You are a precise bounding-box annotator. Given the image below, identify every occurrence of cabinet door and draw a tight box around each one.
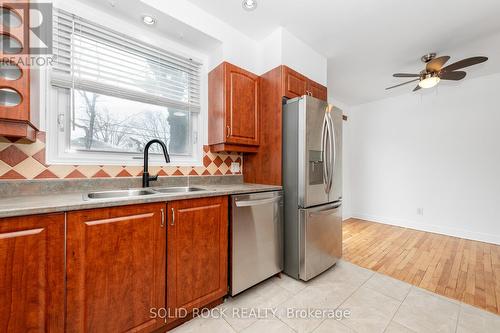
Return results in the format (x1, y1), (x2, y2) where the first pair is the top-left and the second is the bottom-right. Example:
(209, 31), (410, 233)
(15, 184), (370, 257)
(282, 66), (308, 98)
(167, 197), (228, 322)
(66, 204), (166, 333)
(0, 2), (36, 141)
(308, 80), (328, 101)
(0, 213), (65, 333)
(225, 63), (260, 146)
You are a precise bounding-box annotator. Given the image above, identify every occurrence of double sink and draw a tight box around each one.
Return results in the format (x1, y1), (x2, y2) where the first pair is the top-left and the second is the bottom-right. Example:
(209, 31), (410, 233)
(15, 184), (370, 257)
(84, 187), (208, 200)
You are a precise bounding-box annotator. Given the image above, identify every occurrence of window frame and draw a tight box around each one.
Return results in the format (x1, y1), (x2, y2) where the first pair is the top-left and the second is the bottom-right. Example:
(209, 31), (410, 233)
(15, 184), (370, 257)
(45, 9), (207, 167)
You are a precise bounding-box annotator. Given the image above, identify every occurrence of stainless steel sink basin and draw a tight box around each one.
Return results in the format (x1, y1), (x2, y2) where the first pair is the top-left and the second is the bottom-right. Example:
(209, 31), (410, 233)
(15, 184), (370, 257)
(152, 186), (207, 194)
(84, 189), (157, 200)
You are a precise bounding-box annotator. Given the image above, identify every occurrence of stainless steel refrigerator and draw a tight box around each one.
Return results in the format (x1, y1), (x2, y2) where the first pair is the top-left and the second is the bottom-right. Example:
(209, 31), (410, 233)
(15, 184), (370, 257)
(283, 95), (343, 281)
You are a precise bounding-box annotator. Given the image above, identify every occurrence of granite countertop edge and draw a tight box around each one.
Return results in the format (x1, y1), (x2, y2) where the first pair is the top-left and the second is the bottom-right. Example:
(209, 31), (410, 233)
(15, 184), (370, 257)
(0, 184), (282, 219)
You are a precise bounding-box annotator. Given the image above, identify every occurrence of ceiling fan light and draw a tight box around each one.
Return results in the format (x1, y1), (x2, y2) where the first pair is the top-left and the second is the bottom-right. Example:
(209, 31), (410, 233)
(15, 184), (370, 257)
(418, 76), (440, 89)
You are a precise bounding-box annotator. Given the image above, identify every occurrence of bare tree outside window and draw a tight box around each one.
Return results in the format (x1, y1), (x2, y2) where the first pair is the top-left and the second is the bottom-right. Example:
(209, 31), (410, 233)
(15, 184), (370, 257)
(51, 10), (200, 164)
(71, 90), (191, 156)
(73, 91), (98, 150)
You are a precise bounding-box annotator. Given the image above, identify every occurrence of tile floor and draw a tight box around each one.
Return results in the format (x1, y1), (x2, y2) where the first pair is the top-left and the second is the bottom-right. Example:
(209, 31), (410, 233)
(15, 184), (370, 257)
(171, 260), (500, 333)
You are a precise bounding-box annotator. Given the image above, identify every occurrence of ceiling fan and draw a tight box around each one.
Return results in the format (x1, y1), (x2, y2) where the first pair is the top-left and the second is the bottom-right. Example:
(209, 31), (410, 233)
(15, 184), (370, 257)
(386, 53), (488, 91)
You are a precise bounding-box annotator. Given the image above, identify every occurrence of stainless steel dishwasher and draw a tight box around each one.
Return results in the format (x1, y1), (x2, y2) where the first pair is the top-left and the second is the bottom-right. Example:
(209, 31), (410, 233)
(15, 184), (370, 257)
(230, 191), (284, 296)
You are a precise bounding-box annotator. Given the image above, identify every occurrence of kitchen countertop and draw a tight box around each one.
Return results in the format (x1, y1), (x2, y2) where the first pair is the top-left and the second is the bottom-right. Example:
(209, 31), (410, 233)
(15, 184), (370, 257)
(0, 183), (282, 219)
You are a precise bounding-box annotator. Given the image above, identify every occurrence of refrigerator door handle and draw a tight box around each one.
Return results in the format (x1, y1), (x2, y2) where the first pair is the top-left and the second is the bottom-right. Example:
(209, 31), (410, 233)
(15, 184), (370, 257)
(325, 113), (334, 194)
(328, 112), (336, 193)
(321, 113), (330, 194)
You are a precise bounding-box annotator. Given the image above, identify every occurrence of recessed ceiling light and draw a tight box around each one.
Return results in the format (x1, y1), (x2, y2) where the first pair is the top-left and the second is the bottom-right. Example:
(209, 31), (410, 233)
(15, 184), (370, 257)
(143, 15), (156, 25)
(242, 0), (257, 11)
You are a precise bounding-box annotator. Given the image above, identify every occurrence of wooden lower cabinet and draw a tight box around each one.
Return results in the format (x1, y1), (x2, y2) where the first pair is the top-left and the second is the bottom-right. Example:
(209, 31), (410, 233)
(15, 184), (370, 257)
(1, 197), (229, 333)
(0, 213), (65, 333)
(166, 196), (228, 324)
(66, 203), (166, 333)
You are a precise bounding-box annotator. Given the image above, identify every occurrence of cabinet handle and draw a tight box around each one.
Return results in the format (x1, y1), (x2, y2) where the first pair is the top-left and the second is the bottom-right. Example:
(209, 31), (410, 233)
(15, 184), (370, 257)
(226, 125), (231, 138)
(171, 208), (175, 226)
(160, 209), (165, 227)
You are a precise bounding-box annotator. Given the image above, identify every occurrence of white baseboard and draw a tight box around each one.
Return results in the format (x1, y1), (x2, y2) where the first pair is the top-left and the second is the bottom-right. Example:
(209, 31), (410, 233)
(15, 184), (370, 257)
(342, 211), (352, 221)
(350, 212), (500, 245)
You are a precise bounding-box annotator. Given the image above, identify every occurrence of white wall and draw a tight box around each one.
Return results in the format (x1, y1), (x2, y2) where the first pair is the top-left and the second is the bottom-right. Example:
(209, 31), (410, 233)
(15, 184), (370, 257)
(281, 29), (327, 85)
(346, 73), (500, 244)
(142, 0), (260, 73)
(341, 107), (352, 221)
(143, 1), (327, 82)
(257, 28), (283, 75)
(257, 27), (327, 85)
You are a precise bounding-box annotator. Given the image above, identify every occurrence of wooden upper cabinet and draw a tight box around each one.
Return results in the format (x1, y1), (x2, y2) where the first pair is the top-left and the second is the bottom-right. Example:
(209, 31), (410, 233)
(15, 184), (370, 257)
(282, 66), (308, 99)
(0, 213), (65, 333)
(0, 1), (37, 141)
(282, 65), (328, 101)
(209, 62), (259, 153)
(167, 196), (228, 323)
(244, 65), (329, 186)
(66, 203), (166, 333)
(308, 80), (328, 101)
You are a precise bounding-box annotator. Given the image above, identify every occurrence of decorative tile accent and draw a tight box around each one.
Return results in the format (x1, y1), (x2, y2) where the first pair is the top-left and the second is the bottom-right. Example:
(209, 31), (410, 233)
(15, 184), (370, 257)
(0, 161), (10, 176)
(34, 169), (58, 179)
(65, 170), (87, 179)
(0, 170), (24, 179)
(0, 133), (243, 180)
(116, 169), (132, 177)
(213, 156), (224, 167)
(0, 146), (29, 167)
(15, 158), (46, 179)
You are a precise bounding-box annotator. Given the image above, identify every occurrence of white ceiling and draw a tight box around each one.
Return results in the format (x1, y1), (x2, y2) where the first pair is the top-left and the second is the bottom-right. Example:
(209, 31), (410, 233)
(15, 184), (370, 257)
(80, 0), (220, 53)
(186, 0), (500, 105)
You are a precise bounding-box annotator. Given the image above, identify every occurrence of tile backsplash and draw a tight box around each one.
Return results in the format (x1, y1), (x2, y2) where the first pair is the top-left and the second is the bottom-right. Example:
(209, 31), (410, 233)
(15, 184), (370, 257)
(0, 133), (242, 180)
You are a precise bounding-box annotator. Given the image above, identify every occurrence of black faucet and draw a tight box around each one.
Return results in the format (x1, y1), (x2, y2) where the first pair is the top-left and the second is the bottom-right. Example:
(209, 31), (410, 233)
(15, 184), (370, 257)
(142, 139), (170, 188)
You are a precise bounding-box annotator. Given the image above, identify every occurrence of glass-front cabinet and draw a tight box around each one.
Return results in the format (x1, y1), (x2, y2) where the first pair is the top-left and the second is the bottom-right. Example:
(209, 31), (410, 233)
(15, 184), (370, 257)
(0, 1), (37, 141)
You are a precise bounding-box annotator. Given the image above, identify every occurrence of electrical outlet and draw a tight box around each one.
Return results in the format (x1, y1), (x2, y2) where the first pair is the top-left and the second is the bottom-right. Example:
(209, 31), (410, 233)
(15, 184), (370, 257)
(417, 208), (424, 216)
(231, 162), (240, 173)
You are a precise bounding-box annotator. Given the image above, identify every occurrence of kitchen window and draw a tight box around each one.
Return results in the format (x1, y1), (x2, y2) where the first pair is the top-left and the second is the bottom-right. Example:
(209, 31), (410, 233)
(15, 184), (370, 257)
(47, 9), (203, 165)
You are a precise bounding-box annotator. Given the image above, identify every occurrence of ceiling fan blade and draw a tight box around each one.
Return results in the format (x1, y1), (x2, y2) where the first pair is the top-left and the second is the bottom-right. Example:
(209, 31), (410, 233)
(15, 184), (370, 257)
(413, 85), (421, 92)
(440, 71), (466, 81)
(393, 73), (420, 78)
(441, 56), (488, 72)
(426, 56), (450, 72)
(385, 78), (419, 90)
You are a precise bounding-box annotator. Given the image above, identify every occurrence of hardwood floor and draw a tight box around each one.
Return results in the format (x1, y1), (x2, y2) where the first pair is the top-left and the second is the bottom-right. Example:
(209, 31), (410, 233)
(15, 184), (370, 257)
(343, 218), (500, 314)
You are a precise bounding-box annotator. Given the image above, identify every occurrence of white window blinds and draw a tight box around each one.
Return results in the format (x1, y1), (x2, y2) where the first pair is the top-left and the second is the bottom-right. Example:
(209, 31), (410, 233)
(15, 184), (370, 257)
(52, 9), (202, 111)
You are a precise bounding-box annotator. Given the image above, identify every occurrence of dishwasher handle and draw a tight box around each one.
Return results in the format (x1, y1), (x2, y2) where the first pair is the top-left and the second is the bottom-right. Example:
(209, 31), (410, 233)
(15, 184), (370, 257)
(235, 196), (281, 207)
